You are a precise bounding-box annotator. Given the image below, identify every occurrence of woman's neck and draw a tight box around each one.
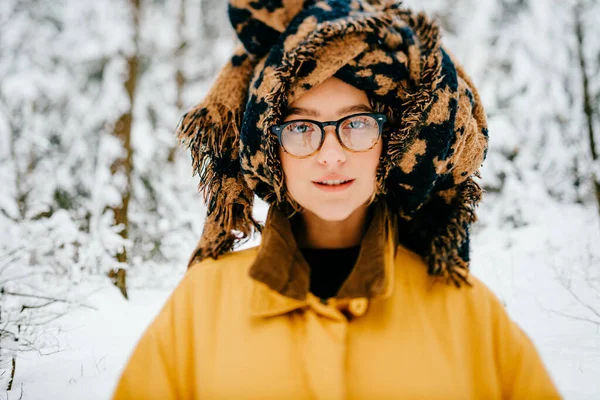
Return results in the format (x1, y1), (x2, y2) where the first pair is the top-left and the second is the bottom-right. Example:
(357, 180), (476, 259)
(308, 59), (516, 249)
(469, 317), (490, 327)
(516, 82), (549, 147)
(294, 205), (370, 249)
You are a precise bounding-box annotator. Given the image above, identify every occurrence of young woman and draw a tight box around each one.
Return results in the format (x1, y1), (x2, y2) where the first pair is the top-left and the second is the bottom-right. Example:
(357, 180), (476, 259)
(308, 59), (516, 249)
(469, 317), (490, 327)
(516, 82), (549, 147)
(113, 1), (560, 399)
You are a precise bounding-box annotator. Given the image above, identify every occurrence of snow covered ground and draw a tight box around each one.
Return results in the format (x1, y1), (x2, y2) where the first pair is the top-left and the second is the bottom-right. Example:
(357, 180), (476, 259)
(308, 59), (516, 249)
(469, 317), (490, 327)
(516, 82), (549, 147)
(2, 1), (599, 399)
(473, 200), (600, 400)
(4, 286), (171, 400)
(4, 200), (600, 400)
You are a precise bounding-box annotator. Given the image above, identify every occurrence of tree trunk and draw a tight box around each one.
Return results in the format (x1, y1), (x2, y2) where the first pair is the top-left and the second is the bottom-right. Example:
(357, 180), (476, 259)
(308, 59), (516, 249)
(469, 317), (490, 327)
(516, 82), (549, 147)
(109, 0), (140, 299)
(574, 4), (600, 225)
(176, 0), (186, 112)
(7, 356), (16, 391)
(169, 0), (187, 163)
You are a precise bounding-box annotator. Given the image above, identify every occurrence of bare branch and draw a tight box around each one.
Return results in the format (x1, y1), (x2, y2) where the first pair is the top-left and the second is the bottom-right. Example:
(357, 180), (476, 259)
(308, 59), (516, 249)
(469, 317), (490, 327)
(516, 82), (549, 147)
(548, 308), (600, 326)
(0, 290), (97, 311)
(556, 277), (600, 319)
(0, 248), (25, 275)
(0, 272), (43, 286)
(21, 300), (58, 312)
(585, 279), (600, 299)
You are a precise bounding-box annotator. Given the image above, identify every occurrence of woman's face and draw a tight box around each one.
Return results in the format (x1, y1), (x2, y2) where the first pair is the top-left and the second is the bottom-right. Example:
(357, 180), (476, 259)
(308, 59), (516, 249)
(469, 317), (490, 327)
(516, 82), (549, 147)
(279, 77), (383, 222)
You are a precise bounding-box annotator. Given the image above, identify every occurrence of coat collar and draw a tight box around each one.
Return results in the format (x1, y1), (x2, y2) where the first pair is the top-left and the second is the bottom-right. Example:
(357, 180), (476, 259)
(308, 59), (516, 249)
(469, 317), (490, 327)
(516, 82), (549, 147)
(248, 202), (396, 318)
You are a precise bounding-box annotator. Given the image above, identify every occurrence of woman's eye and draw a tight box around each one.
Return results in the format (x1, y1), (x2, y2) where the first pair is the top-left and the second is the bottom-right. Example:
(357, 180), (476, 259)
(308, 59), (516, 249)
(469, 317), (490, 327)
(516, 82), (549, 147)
(289, 123), (312, 133)
(346, 118), (370, 129)
(348, 120), (366, 129)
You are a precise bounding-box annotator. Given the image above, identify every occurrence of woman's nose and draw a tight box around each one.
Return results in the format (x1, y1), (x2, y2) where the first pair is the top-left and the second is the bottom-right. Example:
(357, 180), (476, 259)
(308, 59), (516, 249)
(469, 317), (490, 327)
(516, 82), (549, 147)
(316, 126), (346, 165)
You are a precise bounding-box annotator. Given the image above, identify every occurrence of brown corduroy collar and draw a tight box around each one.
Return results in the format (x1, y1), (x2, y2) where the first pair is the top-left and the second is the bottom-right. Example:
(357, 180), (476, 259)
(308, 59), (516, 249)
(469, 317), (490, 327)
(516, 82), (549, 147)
(248, 203), (395, 301)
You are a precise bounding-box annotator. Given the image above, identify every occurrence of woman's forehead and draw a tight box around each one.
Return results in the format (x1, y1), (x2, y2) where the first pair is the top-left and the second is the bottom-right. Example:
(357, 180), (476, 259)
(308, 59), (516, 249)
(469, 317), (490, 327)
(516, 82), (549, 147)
(283, 104), (373, 118)
(283, 77), (371, 118)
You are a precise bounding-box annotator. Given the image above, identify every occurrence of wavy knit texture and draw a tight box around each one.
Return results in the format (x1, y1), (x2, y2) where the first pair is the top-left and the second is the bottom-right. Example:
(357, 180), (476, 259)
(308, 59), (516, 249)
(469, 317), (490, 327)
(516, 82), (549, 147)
(177, 0), (489, 286)
(177, 47), (261, 261)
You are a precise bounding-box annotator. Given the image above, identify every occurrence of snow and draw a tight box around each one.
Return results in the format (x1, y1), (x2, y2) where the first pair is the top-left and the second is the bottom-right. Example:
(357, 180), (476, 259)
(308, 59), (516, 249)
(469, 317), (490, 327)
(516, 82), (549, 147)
(473, 199), (600, 400)
(6, 285), (170, 400)
(2, 0), (600, 399)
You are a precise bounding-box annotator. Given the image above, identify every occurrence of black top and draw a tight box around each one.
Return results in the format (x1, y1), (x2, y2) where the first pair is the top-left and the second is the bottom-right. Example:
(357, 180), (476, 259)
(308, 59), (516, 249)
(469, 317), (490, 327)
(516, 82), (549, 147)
(300, 247), (361, 300)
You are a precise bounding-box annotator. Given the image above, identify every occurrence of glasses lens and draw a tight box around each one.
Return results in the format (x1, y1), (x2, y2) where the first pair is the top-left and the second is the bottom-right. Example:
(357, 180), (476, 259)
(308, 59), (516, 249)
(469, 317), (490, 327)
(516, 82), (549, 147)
(281, 121), (322, 156)
(339, 115), (380, 151)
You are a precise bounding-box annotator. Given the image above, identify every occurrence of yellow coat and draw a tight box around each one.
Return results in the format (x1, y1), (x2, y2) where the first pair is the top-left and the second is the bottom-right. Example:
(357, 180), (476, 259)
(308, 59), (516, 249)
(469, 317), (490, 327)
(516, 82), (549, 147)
(113, 207), (560, 399)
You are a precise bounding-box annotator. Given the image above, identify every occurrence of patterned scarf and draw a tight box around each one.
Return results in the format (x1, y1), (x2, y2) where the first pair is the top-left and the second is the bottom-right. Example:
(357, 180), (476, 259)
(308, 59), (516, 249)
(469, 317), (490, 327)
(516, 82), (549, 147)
(177, 0), (489, 287)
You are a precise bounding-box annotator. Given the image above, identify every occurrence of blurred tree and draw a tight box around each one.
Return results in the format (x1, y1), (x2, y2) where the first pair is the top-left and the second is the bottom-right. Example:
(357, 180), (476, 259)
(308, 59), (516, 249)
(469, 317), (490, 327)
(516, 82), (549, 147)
(201, 0), (224, 42)
(169, 0), (187, 163)
(574, 0), (600, 223)
(0, 0), (210, 386)
(108, 0), (141, 299)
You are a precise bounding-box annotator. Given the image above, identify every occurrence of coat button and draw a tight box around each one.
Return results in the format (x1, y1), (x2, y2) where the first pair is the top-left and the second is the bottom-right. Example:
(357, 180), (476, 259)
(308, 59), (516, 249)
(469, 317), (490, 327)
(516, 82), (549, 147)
(348, 298), (368, 317)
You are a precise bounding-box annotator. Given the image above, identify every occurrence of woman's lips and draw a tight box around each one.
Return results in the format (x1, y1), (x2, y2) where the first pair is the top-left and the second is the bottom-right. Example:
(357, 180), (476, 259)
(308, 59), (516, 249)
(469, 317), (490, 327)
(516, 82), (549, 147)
(312, 179), (355, 192)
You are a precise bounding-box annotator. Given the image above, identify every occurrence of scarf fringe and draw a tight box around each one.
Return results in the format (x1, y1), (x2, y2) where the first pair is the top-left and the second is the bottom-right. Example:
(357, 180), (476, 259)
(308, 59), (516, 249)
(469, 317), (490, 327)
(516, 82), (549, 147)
(177, 48), (262, 266)
(426, 177), (484, 287)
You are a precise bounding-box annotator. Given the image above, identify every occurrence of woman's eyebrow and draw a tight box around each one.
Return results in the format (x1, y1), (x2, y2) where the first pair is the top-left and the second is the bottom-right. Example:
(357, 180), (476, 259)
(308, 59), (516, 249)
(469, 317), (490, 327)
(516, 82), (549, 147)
(336, 104), (373, 115)
(283, 107), (319, 117)
(283, 104), (373, 118)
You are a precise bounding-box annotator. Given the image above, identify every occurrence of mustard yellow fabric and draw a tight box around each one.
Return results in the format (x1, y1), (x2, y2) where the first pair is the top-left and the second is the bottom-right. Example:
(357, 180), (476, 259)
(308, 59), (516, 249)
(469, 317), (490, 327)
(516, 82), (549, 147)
(113, 239), (560, 399)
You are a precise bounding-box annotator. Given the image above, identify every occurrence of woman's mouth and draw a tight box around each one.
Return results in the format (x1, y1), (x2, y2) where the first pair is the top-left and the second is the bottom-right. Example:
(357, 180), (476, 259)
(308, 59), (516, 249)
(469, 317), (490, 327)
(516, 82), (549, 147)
(313, 179), (355, 192)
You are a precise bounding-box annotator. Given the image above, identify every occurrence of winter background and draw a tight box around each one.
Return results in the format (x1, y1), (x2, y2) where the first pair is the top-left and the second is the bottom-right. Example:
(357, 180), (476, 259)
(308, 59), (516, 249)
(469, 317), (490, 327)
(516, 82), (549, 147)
(1, 0), (599, 398)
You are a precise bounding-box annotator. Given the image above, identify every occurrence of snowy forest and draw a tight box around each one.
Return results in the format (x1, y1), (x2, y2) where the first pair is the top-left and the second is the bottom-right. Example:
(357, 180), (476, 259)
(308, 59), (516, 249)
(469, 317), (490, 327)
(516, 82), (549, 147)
(1, 0), (599, 398)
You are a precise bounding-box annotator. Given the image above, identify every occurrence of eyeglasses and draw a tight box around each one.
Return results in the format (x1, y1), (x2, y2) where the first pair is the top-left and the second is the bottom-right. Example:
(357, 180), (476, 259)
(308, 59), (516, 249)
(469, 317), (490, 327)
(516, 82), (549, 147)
(271, 113), (387, 158)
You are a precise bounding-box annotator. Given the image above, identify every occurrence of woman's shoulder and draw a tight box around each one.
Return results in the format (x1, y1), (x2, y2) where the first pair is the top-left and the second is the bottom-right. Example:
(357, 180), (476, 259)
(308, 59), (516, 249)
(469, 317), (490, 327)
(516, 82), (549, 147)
(393, 244), (507, 318)
(391, 246), (558, 398)
(392, 244), (531, 358)
(167, 246), (260, 306)
(185, 246), (260, 280)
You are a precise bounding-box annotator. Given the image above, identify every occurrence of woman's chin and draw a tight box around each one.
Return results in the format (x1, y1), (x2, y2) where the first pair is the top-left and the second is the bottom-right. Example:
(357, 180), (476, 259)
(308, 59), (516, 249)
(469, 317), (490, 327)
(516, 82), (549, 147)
(302, 203), (363, 223)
